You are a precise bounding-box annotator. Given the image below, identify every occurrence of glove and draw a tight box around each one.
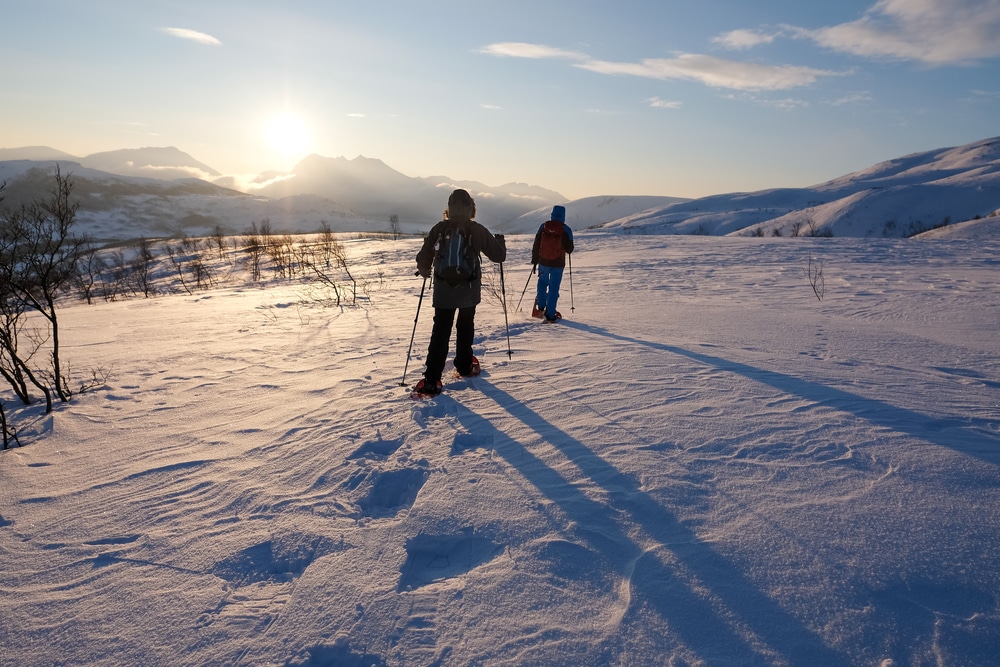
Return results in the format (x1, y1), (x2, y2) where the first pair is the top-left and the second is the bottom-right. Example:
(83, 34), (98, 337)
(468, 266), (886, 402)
(494, 233), (505, 241)
(416, 267), (430, 278)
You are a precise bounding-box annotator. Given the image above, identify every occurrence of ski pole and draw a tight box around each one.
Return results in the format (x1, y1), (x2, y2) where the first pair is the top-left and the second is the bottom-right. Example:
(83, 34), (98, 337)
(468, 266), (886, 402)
(568, 252), (575, 312)
(499, 261), (513, 359)
(515, 264), (536, 312)
(399, 273), (427, 386)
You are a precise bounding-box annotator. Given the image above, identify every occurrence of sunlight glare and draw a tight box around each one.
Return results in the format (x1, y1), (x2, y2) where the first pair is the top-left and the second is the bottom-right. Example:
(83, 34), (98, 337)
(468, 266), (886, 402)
(263, 111), (312, 165)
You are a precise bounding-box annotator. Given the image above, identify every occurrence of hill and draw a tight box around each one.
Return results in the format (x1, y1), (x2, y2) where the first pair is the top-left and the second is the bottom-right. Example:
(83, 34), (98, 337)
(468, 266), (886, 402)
(79, 146), (221, 181)
(599, 136), (1000, 238)
(3, 137), (999, 241)
(256, 154), (566, 231)
(0, 151), (567, 241)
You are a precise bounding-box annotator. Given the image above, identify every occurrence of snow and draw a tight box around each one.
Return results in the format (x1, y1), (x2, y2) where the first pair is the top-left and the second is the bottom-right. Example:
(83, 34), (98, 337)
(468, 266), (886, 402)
(2, 231), (999, 666)
(599, 136), (1000, 239)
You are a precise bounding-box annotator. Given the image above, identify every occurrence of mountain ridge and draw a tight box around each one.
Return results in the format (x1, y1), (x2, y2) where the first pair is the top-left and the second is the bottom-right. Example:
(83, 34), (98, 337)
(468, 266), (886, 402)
(2, 137), (998, 242)
(598, 136), (1000, 238)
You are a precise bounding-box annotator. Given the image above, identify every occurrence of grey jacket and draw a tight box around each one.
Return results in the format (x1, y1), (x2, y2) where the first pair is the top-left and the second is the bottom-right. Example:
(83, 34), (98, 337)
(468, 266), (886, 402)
(416, 217), (507, 309)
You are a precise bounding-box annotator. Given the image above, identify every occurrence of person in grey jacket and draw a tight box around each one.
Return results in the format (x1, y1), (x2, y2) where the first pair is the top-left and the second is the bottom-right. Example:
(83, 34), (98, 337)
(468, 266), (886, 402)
(414, 189), (506, 395)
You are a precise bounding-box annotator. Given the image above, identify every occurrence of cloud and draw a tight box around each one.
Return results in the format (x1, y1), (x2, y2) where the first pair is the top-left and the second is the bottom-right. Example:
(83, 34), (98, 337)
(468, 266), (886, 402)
(480, 42), (836, 91)
(647, 97), (683, 109)
(804, 0), (1000, 65)
(160, 27), (221, 46)
(831, 92), (874, 105)
(579, 54), (835, 91)
(478, 42), (587, 60)
(970, 89), (1000, 98)
(713, 29), (777, 50)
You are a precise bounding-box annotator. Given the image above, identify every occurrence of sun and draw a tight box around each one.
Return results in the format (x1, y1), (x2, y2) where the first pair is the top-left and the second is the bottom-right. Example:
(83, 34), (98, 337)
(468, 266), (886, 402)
(263, 111), (312, 165)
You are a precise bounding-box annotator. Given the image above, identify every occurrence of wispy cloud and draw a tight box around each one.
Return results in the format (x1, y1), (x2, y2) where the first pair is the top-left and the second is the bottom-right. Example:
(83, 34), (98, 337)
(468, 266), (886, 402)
(480, 104), (502, 110)
(712, 29), (777, 50)
(802, 0), (1000, 65)
(480, 42), (836, 91)
(647, 97), (683, 109)
(831, 91), (874, 106)
(160, 27), (221, 46)
(580, 54), (835, 91)
(479, 42), (587, 61)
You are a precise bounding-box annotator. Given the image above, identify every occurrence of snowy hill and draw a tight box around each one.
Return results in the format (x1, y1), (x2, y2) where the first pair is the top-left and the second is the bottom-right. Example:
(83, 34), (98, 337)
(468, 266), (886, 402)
(0, 160), (373, 242)
(1, 233), (998, 666)
(3, 137), (999, 241)
(509, 194), (692, 233)
(0, 146), (78, 161)
(257, 154), (566, 229)
(0, 151), (566, 241)
(600, 136), (1000, 238)
(80, 146), (221, 181)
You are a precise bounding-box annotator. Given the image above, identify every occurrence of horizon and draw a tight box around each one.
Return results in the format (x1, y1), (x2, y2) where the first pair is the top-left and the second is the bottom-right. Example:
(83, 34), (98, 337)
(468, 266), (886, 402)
(2, 1), (999, 200)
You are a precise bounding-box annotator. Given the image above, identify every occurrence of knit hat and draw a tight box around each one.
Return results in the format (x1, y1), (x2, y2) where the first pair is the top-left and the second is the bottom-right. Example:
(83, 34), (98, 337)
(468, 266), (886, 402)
(550, 205), (566, 222)
(447, 189), (476, 220)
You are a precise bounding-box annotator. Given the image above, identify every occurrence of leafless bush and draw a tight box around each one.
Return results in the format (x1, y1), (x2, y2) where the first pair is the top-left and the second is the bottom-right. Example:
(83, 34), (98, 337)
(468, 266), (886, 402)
(806, 257), (825, 301)
(480, 262), (508, 310)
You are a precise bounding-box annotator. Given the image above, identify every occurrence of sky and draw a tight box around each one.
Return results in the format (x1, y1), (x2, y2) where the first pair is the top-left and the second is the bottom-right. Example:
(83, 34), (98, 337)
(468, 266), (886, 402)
(2, 0), (999, 200)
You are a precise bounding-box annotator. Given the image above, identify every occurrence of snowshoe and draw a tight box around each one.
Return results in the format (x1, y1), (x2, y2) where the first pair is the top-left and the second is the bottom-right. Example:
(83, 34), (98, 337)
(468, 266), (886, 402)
(531, 304), (544, 319)
(455, 356), (481, 378)
(412, 378), (443, 398)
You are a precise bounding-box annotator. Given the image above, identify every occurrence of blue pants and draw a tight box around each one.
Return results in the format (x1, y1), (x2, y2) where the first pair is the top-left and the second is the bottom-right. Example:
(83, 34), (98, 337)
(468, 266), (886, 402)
(536, 265), (564, 318)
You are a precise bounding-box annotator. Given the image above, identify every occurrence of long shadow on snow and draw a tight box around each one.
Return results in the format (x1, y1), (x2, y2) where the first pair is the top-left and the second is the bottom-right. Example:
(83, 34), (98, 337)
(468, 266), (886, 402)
(562, 320), (1000, 467)
(450, 382), (848, 666)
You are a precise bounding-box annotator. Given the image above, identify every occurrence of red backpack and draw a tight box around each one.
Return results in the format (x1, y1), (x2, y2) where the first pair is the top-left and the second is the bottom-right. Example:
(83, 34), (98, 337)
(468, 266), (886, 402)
(538, 220), (565, 263)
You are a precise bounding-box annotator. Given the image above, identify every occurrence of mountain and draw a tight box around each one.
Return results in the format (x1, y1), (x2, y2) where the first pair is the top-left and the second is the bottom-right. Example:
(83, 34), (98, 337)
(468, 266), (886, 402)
(256, 154), (566, 230)
(0, 160), (366, 242)
(599, 136), (1000, 238)
(511, 195), (692, 232)
(79, 146), (221, 181)
(2, 138), (998, 241)
(0, 146), (78, 161)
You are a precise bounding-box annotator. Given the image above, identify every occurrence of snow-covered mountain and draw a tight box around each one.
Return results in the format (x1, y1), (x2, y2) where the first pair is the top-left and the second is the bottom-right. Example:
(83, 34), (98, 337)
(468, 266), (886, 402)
(600, 136), (1000, 238)
(256, 154), (566, 231)
(2, 137), (999, 241)
(0, 160), (370, 242)
(0, 149), (567, 240)
(511, 194), (692, 232)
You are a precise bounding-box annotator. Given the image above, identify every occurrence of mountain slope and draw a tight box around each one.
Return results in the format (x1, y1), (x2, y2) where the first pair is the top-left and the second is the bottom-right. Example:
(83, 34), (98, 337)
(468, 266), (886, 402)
(599, 136), (1000, 238)
(258, 154), (566, 227)
(0, 146), (78, 161)
(80, 146), (221, 180)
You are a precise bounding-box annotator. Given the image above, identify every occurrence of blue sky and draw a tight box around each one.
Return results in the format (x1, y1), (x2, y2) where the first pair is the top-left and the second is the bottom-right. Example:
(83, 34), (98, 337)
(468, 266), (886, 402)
(2, 0), (999, 200)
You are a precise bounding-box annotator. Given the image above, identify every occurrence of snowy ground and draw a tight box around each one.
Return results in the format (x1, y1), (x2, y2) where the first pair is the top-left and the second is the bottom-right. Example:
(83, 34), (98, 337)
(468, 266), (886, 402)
(1, 232), (999, 666)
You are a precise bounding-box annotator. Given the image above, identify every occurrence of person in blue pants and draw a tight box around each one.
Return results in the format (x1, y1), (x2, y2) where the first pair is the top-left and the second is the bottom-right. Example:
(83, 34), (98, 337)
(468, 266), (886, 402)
(531, 205), (574, 322)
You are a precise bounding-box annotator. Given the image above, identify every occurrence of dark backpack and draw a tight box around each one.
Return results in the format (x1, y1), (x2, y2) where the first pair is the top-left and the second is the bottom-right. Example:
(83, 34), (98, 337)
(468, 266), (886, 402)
(435, 223), (480, 285)
(538, 220), (565, 263)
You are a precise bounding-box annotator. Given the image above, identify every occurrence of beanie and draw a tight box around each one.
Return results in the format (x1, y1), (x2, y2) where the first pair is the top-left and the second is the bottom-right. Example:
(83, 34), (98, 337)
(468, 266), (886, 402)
(550, 205), (566, 222)
(447, 189), (476, 220)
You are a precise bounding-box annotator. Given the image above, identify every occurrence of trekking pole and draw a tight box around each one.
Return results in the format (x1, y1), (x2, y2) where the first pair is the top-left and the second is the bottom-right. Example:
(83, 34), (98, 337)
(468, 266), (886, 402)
(499, 261), (513, 359)
(515, 264), (536, 312)
(568, 253), (575, 313)
(399, 273), (427, 386)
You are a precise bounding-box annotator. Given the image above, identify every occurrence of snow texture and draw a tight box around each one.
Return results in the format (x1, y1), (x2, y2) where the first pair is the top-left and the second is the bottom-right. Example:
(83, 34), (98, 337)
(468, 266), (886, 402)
(1, 231), (999, 666)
